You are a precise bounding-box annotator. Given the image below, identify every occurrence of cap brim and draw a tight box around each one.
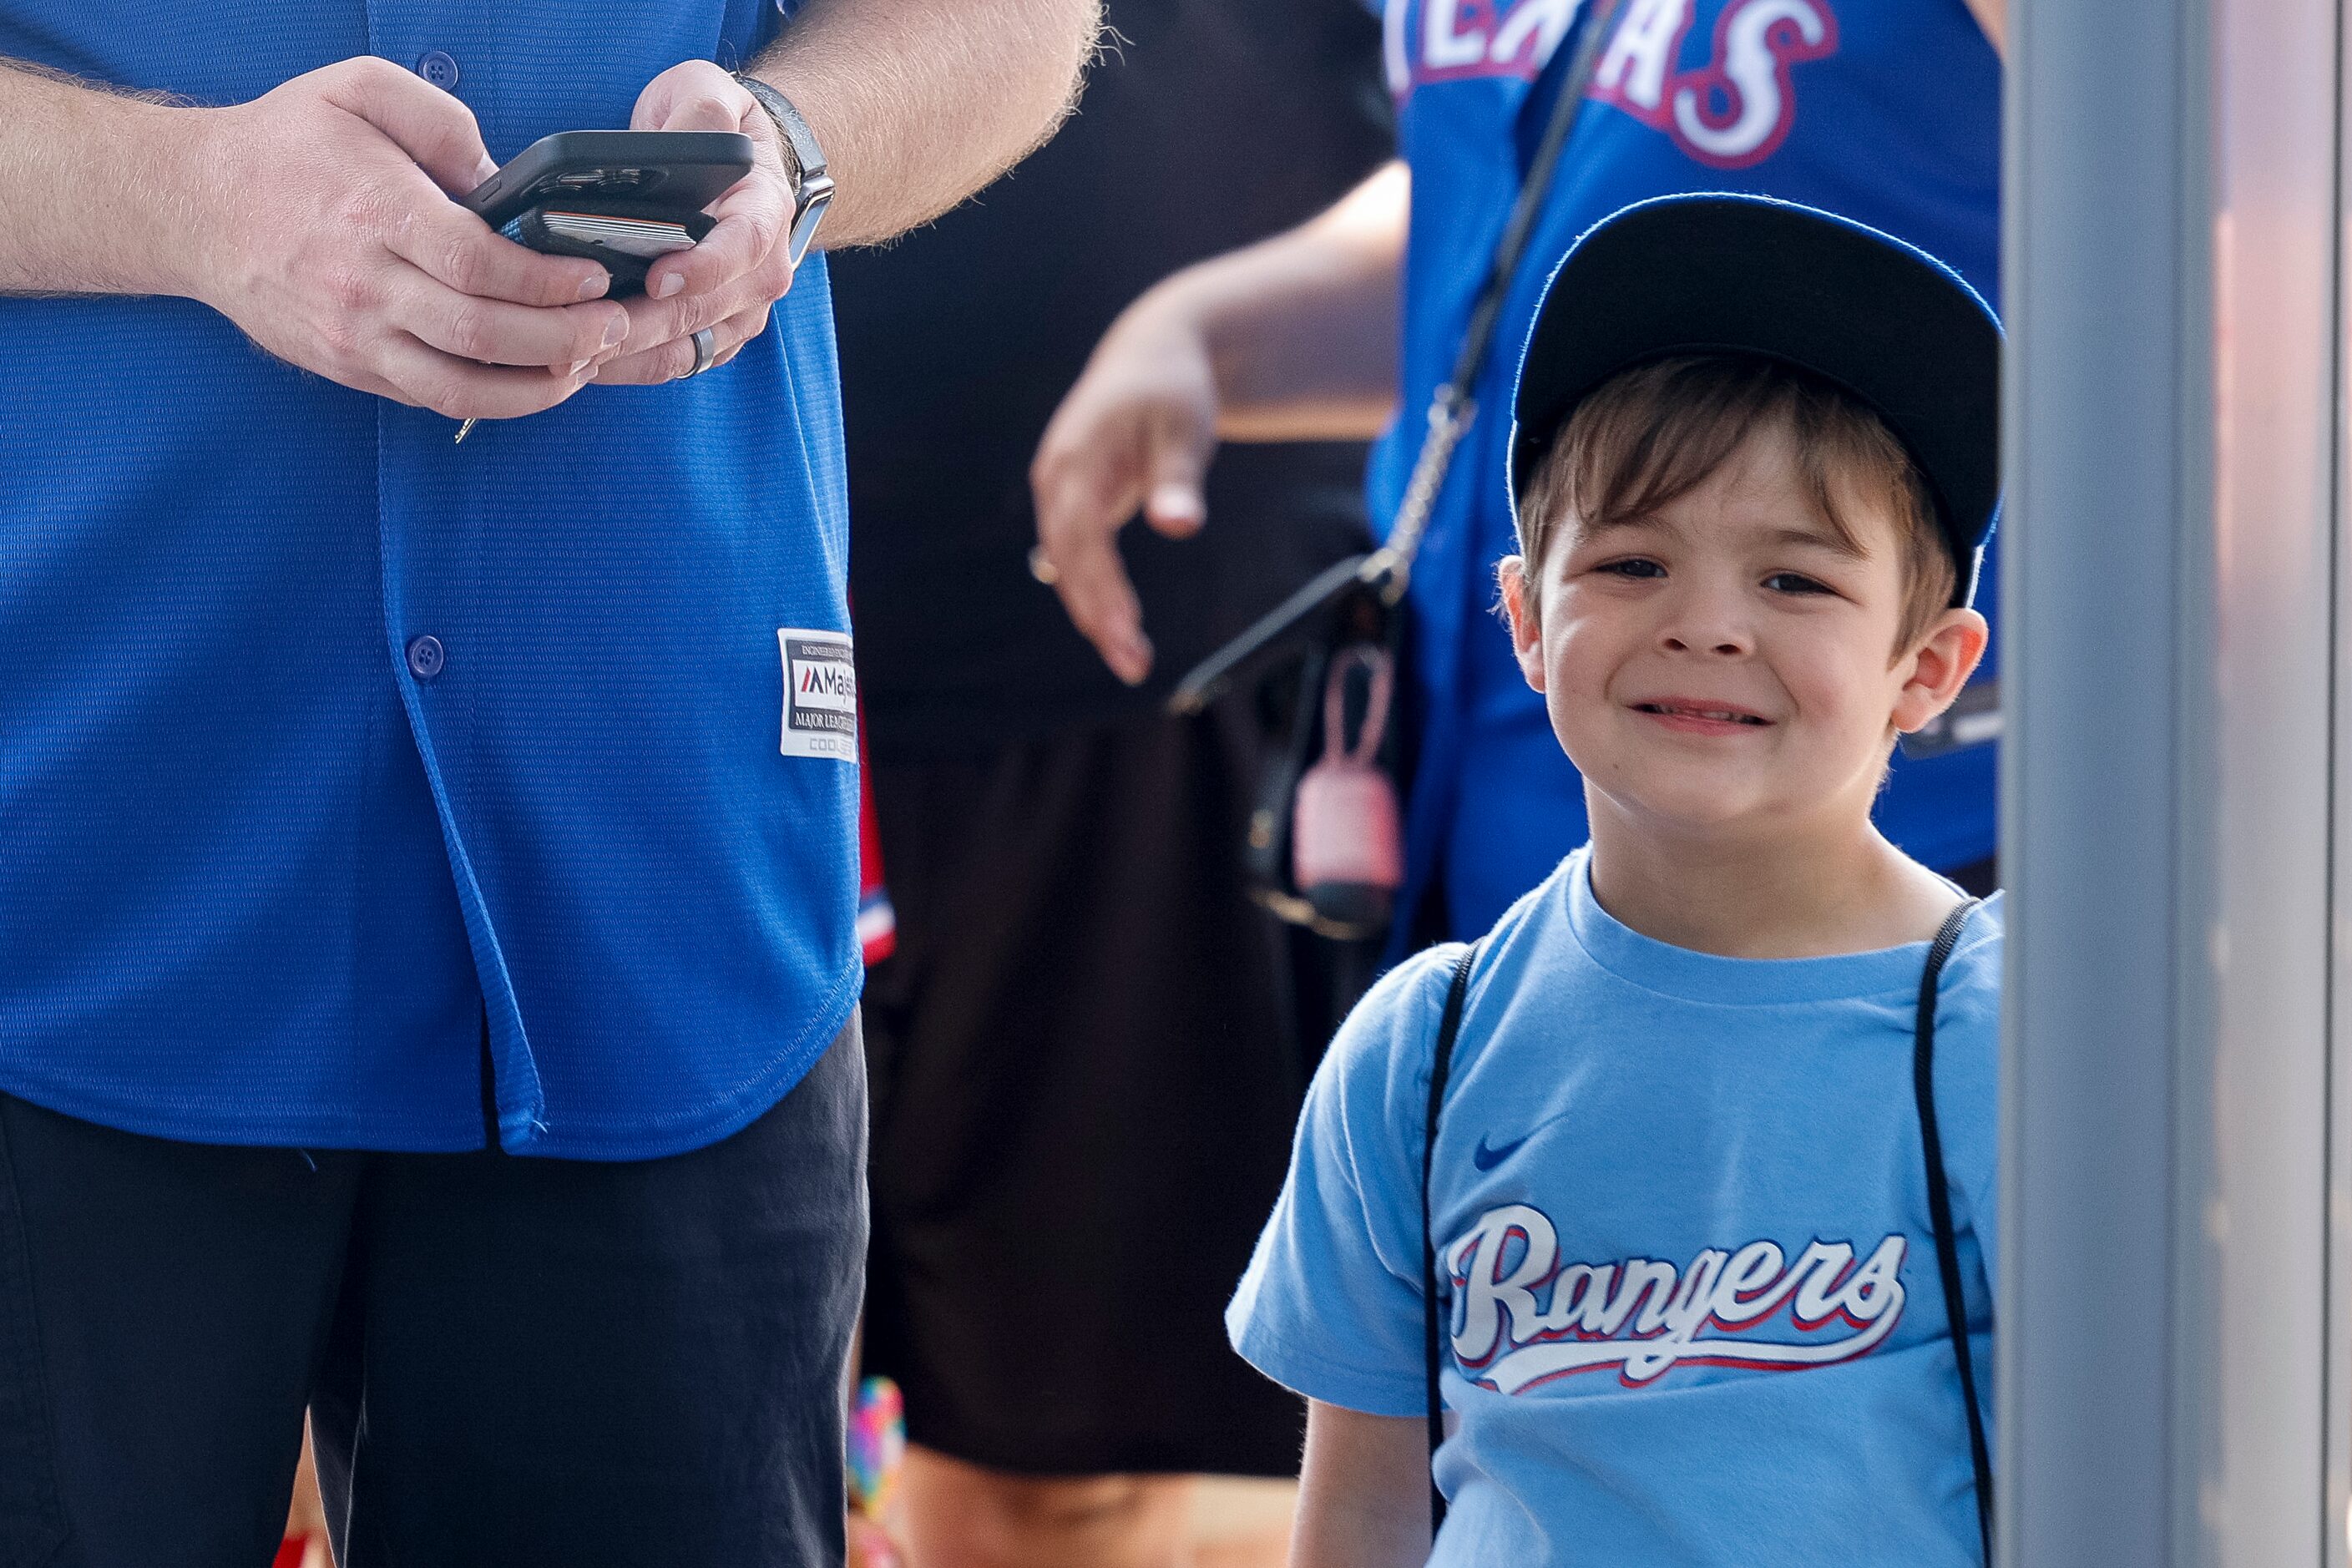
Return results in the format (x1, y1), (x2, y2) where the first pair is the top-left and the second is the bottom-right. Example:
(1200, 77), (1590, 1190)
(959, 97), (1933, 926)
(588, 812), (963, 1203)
(1509, 194), (2000, 601)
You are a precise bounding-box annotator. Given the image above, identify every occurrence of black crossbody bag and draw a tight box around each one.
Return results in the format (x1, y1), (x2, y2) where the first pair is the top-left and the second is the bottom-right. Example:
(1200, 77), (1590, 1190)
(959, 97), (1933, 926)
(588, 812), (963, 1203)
(1168, 0), (1628, 942)
(1419, 901), (1994, 1559)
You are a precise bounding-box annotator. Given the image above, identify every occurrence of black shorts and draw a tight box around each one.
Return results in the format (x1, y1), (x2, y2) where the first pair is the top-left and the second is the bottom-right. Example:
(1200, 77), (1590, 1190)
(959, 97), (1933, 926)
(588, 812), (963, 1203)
(861, 708), (1313, 1477)
(0, 1021), (866, 1568)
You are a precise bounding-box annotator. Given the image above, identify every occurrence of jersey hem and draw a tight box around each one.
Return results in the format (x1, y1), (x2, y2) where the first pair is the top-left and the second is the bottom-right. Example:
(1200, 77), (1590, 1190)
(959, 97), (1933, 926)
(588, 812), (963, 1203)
(0, 959), (863, 1161)
(512, 959), (862, 1160)
(1228, 1317), (1426, 1419)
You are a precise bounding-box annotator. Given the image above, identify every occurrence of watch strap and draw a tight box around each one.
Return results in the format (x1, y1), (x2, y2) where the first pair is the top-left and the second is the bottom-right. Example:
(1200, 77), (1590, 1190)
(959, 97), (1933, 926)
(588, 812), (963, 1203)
(733, 73), (834, 266)
(735, 74), (827, 187)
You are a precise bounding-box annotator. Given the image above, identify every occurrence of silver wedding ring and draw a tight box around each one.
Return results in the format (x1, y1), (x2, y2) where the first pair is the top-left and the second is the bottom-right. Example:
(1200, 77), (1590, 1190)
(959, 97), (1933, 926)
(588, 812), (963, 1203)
(686, 326), (717, 377)
(1026, 546), (1061, 586)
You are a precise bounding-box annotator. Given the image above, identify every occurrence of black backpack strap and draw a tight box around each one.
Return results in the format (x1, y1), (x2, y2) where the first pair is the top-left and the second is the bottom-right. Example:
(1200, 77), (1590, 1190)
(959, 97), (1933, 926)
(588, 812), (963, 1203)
(1366, 0), (1628, 578)
(1914, 898), (1992, 1562)
(1420, 940), (1480, 1540)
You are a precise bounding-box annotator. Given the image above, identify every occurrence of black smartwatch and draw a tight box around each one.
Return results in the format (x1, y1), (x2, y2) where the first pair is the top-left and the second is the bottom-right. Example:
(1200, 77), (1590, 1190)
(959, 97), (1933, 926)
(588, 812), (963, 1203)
(734, 73), (835, 267)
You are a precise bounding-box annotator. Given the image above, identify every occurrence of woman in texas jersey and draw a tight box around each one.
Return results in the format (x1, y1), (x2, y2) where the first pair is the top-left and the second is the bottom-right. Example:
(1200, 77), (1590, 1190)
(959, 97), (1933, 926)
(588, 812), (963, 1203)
(1030, 0), (2002, 945)
(1380, 0), (2000, 937)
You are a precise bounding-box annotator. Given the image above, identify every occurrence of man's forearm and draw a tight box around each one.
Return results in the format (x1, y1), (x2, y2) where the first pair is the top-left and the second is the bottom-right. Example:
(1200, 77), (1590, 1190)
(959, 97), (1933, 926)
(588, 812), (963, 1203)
(746, 0), (1099, 250)
(1183, 159), (1408, 444)
(0, 62), (205, 295)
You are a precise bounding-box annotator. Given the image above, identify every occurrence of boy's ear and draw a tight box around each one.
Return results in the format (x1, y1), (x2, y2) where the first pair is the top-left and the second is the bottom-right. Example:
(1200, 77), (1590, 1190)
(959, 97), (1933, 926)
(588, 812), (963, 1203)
(1499, 556), (1547, 694)
(1891, 606), (1990, 734)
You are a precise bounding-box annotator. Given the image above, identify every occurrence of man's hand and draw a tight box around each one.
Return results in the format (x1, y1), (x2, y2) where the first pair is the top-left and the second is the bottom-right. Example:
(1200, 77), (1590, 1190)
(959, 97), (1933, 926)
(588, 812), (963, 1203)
(591, 62), (801, 385)
(182, 58), (631, 420)
(1029, 292), (1222, 685)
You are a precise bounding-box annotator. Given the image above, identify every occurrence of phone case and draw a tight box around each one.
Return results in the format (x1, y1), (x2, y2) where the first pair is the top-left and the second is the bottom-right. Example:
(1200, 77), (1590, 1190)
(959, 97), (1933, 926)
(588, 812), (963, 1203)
(462, 130), (754, 227)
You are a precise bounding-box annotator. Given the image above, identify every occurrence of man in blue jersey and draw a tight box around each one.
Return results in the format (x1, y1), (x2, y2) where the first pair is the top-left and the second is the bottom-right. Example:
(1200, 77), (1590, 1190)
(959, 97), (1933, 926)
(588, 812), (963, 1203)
(1034, 0), (2005, 943)
(0, 2), (1094, 1562)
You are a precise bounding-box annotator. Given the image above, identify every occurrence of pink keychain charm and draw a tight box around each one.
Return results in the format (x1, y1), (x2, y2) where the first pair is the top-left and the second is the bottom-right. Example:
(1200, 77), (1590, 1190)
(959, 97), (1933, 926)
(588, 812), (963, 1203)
(1291, 644), (1404, 933)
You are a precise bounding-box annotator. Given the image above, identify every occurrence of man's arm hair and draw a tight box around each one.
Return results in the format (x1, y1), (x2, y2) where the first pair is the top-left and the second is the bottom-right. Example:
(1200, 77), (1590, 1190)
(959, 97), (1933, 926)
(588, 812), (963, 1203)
(745, 0), (1103, 250)
(0, 0), (1102, 296)
(0, 56), (627, 418)
(0, 59), (204, 295)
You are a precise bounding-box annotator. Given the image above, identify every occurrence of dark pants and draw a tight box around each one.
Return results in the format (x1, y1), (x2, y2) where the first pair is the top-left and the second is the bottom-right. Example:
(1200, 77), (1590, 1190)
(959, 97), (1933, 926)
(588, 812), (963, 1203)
(0, 1021), (866, 1568)
(863, 710), (1311, 1476)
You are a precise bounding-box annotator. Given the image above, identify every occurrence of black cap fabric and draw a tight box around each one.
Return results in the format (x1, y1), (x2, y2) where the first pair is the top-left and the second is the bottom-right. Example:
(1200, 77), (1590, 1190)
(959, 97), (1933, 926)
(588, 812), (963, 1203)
(1507, 194), (2001, 604)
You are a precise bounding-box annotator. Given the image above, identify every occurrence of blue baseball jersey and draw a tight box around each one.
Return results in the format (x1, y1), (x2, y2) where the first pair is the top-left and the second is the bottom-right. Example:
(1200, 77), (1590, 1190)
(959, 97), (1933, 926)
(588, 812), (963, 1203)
(0, 1), (859, 1158)
(1230, 849), (2000, 1564)
(1375, 0), (2001, 937)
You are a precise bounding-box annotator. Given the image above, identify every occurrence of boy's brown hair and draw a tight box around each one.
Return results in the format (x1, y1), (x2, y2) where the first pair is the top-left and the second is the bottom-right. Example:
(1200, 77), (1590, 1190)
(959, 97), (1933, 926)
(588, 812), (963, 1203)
(1511, 354), (1957, 652)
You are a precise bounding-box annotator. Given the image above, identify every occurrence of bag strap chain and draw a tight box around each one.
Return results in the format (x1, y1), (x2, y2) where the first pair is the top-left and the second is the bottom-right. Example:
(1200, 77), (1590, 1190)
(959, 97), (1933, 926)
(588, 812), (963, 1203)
(1169, 0), (1628, 713)
(1365, 0), (1630, 606)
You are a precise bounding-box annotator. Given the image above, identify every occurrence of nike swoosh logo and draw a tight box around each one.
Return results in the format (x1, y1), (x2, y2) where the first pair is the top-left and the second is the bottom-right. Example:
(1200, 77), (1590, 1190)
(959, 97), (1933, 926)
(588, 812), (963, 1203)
(1471, 1133), (1530, 1171)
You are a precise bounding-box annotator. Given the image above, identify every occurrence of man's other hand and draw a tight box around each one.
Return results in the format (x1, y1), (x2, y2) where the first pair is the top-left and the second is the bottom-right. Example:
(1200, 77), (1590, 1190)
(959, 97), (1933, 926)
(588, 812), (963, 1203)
(591, 61), (800, 385)
(183, 58), (630, 420)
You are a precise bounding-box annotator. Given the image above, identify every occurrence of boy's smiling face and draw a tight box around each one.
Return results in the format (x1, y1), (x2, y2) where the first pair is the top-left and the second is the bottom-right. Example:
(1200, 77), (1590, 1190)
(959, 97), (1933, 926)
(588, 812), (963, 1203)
(1505, 420), (1988, 843)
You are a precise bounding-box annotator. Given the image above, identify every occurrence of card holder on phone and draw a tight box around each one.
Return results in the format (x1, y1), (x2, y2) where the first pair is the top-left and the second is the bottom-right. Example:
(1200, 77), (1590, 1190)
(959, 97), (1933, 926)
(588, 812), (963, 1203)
(498, 201), (717, 298)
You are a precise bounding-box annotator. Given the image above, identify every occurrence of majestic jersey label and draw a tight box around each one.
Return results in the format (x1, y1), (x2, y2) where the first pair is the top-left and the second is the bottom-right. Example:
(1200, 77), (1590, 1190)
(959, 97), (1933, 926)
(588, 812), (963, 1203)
(779, 629), (857, 760)
(1387, 0), (1840, 170)
(1445, 1202), (1907, 1391)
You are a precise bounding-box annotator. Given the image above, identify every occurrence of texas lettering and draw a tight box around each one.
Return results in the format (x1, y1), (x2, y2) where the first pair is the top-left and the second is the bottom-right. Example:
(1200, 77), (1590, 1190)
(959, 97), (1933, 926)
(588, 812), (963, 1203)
(1445, 1202), (1907, 1391)
(1593, 0), (1837, 169)
(1388, 0), (1839, 170)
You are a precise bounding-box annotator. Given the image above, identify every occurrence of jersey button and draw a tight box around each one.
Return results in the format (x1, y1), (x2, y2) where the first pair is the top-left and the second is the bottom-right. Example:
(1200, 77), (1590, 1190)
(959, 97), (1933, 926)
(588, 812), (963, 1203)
(407, 635), (446, 680)
(416, 50), (460, 90)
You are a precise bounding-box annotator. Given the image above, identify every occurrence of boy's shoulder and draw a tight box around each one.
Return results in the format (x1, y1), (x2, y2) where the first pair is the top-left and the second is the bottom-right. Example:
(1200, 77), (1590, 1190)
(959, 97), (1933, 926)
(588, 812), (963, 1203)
(1937, 888), (2004, 992)
(1933, 888), (2003, 1042)
(1316, 857), (1591, 1107)
(1313, 940), (1474, 1120)
(1957, 886), (2005, 947)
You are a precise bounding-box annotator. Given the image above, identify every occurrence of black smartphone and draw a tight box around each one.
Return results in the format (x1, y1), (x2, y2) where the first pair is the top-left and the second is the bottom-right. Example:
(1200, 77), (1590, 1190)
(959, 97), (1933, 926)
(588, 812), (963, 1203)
(462, 130), (755, 228)
(462, 130), (753, 297)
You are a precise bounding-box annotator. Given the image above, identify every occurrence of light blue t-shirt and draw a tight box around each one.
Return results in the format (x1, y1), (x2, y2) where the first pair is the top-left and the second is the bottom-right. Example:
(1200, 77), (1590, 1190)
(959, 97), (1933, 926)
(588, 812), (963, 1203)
(1229, 848), (1999, 1565)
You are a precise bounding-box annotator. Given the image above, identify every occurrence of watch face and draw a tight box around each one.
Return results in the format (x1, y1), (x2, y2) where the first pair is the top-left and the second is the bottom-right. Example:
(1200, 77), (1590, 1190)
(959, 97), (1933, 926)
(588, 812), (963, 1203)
(787, 185), (834, 269)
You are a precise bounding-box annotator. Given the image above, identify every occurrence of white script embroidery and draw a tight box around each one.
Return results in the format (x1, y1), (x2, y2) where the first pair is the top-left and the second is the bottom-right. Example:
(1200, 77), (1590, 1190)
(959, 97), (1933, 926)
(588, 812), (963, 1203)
(1446, 1202), (1907, 1392)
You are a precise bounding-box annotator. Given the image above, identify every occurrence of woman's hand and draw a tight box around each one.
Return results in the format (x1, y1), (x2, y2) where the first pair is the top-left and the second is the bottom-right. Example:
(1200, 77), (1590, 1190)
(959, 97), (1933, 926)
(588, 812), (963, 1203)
(1028, 288), (1225, 685)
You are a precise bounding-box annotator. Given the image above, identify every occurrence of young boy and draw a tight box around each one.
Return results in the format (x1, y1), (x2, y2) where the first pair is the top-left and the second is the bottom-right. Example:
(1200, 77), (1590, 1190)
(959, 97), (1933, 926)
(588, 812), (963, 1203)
(1226, 194), (2003, 1566)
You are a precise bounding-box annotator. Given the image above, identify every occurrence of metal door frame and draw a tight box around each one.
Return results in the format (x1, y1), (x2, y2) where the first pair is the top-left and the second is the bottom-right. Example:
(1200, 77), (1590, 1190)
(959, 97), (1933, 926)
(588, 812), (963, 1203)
(2005, 0), (2343, 1560)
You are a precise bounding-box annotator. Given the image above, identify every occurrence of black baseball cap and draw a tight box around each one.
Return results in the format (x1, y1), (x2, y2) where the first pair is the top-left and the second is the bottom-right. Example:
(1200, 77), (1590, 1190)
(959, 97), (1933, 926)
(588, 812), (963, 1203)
(1507, 193), (2001, 605)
